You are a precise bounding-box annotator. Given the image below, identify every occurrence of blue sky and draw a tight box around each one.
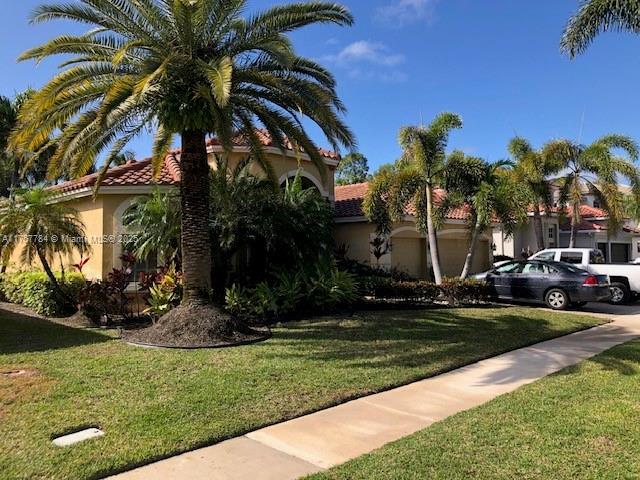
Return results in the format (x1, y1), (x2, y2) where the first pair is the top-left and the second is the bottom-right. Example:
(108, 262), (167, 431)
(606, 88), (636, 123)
(2, 0), (640, 171)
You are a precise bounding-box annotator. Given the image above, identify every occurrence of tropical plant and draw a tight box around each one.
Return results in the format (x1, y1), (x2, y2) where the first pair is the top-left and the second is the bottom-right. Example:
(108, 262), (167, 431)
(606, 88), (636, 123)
(0, 187), (89, 311)
(438, 152), (529, 278)
(542, 135), (640, 247)
(363, 113), (463, 285)
(561, 0), (640, 57)
(336, 152), (370, 185)
(122, 188), (181, 267)
(508, 136), (563, 251)
(12, 0), (355, 344)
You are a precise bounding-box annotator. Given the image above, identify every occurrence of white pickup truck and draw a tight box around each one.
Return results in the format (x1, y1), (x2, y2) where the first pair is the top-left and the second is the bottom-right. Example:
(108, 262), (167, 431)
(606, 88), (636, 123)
(529, 248), (640, 305)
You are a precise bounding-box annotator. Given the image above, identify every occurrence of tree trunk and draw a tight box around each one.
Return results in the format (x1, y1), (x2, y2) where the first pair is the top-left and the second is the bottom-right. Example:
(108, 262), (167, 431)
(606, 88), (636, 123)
(179, 130), (213, 305)
(569, 202), (579, 248)
(36, 246), (74, 311)
(425, 184), (443, 285)
(461, 222), (482, 279)
(532, 205), (545, 251)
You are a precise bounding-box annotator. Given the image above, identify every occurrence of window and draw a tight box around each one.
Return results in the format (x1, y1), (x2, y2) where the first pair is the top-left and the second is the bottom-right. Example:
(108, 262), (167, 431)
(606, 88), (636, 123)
(590, 250), (605, 264)
(548, 228), (554, 239)
(533, 251), (556, 261)
(593, 199), (600, 208)
(129, 251), (158, 283)
(559, 252), (583, 264)
(522, 262), (558, 275)
(495, 262), (522, 274)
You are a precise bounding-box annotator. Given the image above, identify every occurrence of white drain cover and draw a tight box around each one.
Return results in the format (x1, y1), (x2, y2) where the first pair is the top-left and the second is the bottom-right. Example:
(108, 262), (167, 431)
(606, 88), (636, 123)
(52, 428), (104, 447)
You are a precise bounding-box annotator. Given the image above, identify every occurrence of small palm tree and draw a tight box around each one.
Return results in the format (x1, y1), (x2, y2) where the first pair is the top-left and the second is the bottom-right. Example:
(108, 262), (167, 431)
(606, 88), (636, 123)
(364, 113), (463, 284)
(0, 187), (89, 309)
(508, 137), (562, 251)
(12, 0), (355, 345)
(542, 135), (640, 247)
(439, 152), (529, 279)
(122, 188), (181, 267)
(561, 0), (640, 57)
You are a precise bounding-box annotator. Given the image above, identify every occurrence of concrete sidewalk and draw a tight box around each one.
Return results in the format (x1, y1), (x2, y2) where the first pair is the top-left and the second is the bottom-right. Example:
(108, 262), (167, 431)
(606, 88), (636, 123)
(110, 311), (640, 480)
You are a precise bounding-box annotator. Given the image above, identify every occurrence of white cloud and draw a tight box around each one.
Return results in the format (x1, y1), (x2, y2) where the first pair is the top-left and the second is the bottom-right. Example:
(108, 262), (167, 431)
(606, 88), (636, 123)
(324, 41), (405, 67)
(323, 41), (407, 83)
(375, 0), (437, 27)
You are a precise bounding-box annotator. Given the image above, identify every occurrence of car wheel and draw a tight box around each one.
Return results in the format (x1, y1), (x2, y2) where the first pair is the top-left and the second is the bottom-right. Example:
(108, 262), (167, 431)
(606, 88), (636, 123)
(610, 283), (630, 305)
(545, 288), (569, 310)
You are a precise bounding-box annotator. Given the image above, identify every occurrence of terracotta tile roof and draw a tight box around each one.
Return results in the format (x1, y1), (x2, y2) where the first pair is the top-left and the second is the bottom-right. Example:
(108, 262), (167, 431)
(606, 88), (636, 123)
(206, 129), (340, 160)
(51, 154), (181, 194)
(334, 183), (472, 220)
(559, 219), (640, 234)
(50, 130), (337, 195)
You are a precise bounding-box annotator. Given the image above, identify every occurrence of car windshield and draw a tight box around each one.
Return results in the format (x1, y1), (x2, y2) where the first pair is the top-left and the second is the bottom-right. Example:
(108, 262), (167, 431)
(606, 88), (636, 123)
(556, 263), (588, 275)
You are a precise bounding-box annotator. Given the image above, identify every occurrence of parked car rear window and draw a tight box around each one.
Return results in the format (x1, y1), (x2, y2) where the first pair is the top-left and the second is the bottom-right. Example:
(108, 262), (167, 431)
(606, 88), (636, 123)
(559, 252), (583, 264)
(522, 262), (558, 274)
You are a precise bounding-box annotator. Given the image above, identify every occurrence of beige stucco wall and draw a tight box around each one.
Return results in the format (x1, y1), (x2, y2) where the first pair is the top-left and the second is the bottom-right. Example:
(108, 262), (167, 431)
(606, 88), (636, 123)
(493, 216), (560, 259)
(335, 220), (492, 280)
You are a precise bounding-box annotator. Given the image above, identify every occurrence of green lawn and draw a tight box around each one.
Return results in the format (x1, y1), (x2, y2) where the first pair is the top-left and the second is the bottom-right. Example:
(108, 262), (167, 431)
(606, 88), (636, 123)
(310, 339), (640, 480)
(0, 305), (605, 480)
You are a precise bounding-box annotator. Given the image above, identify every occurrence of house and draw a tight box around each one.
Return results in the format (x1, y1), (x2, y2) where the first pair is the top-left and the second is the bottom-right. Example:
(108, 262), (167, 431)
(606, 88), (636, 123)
(4, 131), (340, 280)
(334, 183), (493, 279)
(492, 181), (640, 263)
(5, 131), (494, 281)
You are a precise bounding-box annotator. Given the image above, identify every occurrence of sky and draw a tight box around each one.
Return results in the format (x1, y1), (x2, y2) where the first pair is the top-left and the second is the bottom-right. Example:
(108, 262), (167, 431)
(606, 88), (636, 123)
(2, 0), (640, 172)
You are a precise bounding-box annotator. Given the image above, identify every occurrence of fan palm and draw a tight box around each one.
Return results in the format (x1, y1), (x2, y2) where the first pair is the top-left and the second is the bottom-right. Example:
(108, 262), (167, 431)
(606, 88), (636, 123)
(439, 152), (529, 279)
(508, 137), (563, 251)
(542, 135), (640, 247)
(561, 0), (640, 57)
(364, 113), (462, 284)
(0, 187), (89, 310)
(122, 188), (181, 267)
(12, 0), (355, 345)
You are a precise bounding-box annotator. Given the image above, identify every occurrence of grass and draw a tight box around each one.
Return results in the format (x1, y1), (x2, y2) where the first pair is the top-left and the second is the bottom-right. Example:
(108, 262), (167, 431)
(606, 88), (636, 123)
(0, 305), (605, 480)
(309, 339), (640, 480)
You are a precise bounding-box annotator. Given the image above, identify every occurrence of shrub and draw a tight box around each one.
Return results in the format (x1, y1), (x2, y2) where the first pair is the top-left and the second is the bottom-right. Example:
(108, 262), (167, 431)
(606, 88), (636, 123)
(370, 278), (492, 305)
(141, 265), (183, 320)
(224, 263), (358, 321)
(0, 271), (84, 316)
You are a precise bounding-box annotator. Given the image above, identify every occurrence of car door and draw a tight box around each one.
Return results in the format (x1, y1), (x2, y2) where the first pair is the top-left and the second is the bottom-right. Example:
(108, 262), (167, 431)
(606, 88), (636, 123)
(519, 262), (556, 301)
(489, 262), (524, 298)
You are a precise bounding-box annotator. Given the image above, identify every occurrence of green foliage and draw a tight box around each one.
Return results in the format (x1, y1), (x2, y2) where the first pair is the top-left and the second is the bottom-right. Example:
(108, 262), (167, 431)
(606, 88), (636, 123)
(224, 263), (358, 320)
(123, 188), (181, 266)
(142, 264), (183, 319)
(561, 0), (640, 58)
(0, 271), (84, 316)
(12, 0), (356, 187)
(336, 152), (370, 185)
(542, 135), (640, 243)
(369, 278), (492, 306)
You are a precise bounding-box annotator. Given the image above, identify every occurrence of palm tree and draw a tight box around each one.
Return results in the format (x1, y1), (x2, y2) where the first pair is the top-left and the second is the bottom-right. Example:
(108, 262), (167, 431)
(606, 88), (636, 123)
(542, 135), (640, 247)
(561, 0), (640, 57)
(12, 0), (355, 346)
(439, 152), (529, 279)
(364, 113), (462, 285)
(508, 137), (562, 251)
(0, 187), (88, 310)
(122, 188), (181, 267)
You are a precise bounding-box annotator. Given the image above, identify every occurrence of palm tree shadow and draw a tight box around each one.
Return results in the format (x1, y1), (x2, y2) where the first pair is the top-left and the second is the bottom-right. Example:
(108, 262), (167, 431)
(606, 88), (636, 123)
(0, 305), (112, 355)
(267, 310), (586, 372)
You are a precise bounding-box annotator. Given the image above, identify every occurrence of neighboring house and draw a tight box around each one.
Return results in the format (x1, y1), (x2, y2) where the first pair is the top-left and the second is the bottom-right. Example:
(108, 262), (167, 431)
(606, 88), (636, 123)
(493, 181), (640, 263)
(334, 183), (493, 279)
(4, 131), (339, 280)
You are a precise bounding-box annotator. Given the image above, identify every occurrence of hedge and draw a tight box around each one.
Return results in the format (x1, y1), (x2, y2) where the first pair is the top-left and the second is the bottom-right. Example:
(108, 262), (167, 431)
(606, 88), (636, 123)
(366, 277), (493, 305)
(0, 271), (85, 316)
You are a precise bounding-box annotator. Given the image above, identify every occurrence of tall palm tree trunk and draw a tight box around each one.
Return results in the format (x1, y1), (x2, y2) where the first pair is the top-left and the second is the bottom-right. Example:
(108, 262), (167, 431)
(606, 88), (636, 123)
(426, 184), (443, 284)
(569, 202), (580, 248)
(461, 221), (482, 279)
(179, 130), (213, 304)
(532, 205), (545, 251)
